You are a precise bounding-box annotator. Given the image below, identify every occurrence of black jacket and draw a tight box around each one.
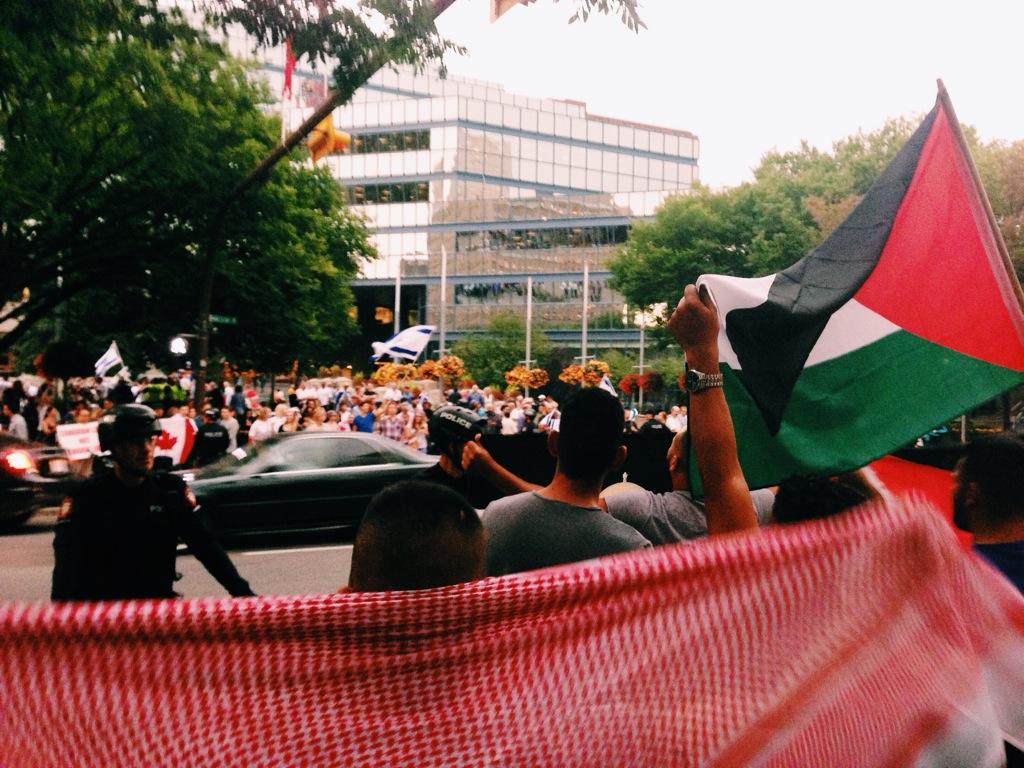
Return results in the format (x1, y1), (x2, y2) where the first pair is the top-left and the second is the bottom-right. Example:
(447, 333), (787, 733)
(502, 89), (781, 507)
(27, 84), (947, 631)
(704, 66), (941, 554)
(52, 471), (254, 601)
(191, 422), (229, 467)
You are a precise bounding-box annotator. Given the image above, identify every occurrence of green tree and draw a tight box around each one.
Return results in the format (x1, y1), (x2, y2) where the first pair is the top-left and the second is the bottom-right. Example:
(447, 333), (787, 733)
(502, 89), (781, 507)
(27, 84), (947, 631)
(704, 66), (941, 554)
(13, 161), (373, 375)
(1, 1), (376, 370)
(2, 0), (648, 368)
(609, 183), (817, 310)
(976, 139), (1024, 279)
(611, 113), (1024, 311)
(600, 349), (636, 382)
(452, 312), (552, 389)
(755, 117), (920, 203)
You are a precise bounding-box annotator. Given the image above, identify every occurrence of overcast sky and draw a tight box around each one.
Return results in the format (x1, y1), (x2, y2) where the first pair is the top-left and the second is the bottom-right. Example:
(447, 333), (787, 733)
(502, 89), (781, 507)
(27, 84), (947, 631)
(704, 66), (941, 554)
(434, 0), (1024, 188)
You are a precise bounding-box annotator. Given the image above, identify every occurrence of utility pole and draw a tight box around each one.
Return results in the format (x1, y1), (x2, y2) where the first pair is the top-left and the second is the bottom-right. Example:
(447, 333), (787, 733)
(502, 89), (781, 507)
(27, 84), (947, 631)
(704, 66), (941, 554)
(580, 260), (589, 365)
(393, 267), (402, 334)
(439, 244), (448, 356)
(633, 317), (646, 410)
(521, 276), (534, 396)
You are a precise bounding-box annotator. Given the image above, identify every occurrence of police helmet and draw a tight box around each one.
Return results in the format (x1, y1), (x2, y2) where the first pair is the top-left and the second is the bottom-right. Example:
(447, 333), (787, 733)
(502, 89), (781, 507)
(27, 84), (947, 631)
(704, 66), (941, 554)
(428, 405), (487, 463)
(97, 404), (163, 451)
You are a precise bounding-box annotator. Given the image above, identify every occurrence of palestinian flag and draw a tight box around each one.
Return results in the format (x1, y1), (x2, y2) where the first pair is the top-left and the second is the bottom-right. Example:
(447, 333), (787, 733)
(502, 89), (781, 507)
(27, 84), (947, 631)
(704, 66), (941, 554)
(696, 87), (1024, 491)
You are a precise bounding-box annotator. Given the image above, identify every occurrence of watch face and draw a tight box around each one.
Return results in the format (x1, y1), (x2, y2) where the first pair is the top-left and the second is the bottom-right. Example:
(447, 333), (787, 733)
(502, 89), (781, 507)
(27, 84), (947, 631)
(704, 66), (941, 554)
(685, 370), (700, 391)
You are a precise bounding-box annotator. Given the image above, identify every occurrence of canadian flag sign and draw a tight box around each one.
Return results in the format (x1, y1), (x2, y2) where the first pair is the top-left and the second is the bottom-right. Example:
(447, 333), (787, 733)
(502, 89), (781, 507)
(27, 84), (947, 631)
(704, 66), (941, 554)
(155, 415), (196, 467)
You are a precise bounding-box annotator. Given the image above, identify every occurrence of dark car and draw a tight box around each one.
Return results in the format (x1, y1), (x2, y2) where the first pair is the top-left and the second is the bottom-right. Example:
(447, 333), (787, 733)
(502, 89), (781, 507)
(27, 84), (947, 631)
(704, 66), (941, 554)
(0, 434), (79, 527)
(181, 431), (437, 544)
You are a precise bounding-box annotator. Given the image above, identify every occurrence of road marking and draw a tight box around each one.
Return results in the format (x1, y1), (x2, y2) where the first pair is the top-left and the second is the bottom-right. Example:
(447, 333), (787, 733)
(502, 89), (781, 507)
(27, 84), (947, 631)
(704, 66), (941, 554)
(240, 545), (351, 557)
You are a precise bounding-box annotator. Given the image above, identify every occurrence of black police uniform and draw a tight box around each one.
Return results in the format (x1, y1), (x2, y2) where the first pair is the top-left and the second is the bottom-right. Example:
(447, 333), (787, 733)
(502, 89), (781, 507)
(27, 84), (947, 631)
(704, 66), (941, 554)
(419, 406), (506, 508)
(51, 471), (254, 601)
(638, 418), (670, 434)
(191, 422), (229, 467)
(415, 462), (504, 510)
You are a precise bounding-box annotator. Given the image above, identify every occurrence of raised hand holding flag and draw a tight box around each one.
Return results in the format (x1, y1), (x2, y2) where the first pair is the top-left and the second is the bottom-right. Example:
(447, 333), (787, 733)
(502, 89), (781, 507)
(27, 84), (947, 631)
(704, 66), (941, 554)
(693, 83), (1024, 491)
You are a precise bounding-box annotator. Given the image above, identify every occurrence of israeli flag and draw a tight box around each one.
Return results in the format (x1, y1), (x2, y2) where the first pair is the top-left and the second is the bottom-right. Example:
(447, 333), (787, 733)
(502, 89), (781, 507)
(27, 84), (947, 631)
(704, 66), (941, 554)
(370, 325), (435, 362)
(94, 341), (124, 377)
(598, 374), (617, 397)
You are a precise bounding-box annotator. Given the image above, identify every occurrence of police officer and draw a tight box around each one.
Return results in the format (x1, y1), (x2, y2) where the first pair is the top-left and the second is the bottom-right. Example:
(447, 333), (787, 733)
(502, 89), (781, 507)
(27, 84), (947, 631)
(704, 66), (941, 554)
(190, 408), (230, 467)
(420, 405), (534, 508)
(51, 404), (255, 601)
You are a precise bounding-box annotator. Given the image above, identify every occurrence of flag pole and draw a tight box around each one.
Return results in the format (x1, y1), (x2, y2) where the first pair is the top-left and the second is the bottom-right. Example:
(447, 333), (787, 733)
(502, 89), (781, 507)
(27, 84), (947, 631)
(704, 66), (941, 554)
(936, 79), (1024, 313)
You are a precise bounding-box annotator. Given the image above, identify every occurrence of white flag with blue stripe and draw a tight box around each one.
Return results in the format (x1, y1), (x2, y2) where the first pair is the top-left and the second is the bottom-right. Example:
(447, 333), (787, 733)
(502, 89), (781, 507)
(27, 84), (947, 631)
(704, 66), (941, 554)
(370, 325), (435, 362)
(94, 341), (124, 377)
(598, 374), (617, 397)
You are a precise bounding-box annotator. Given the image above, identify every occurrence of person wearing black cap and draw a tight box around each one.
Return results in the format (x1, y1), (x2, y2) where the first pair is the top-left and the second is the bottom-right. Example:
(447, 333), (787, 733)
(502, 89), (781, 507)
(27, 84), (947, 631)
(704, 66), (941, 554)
(422, 405), (536, 508)
(51, 404), (254, 601)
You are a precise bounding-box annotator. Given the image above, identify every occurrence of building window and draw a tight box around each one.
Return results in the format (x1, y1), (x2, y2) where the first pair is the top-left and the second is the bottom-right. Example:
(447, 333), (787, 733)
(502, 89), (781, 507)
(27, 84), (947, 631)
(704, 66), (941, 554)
(348, 129), (430, 155)
(454, 225), (629, 252)
(346, 182), (430, 205)
(453, 279), (612, 306)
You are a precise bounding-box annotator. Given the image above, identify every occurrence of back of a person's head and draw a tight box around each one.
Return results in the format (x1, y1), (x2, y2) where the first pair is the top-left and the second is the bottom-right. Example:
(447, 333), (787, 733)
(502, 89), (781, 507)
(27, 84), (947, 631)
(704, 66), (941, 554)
(959, 433), (1024, 519)
(349, 480), (484, 592)
(556, 388), (624, 481)
(773, 474), (873, 525)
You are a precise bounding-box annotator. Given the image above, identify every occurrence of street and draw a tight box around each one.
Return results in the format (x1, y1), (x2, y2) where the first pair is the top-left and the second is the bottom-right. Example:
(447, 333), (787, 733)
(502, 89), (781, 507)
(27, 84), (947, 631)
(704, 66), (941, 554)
(0, 514), (352, 602)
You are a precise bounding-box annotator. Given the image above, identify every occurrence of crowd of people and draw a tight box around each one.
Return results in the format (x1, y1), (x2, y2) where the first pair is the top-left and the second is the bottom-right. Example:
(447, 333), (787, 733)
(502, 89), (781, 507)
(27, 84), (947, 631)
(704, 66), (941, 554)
(41, 283), (1024, 600)
(14, 283), (1024, 763)
(0, 366), (686, 470)
(8, 279), (1024, 601)
(345, 285), (1024, 601)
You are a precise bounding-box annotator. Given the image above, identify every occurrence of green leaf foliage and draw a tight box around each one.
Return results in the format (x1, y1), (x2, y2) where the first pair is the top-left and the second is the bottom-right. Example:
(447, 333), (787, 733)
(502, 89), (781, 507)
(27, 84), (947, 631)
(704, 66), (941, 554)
(199, 0), (465, 102)
(609, 184), (817, 310)
(1, 1), (376, 371)
(975, 139), (1024, 279)
(451, 311), (552, 389)
(611, 113), (1024, 310)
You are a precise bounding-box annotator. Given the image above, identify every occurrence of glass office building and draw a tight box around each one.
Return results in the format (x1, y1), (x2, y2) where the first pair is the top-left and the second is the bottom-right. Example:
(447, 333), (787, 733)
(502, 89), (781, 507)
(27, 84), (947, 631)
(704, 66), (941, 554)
(208, 6), (701, 356)
(195, 4), (702, 353)
(312, 65), (699, 355)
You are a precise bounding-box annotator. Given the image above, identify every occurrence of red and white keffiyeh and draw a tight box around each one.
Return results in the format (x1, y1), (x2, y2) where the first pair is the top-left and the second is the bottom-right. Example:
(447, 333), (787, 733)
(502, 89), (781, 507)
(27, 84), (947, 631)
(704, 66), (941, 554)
(1, 496), (1023, 767)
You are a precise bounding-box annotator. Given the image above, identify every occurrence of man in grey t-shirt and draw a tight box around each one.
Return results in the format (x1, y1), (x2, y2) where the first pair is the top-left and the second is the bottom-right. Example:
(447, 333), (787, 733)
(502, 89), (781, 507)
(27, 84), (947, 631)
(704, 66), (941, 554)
(485, 491), (650, 576)
(481, 389), (650, 577)
(603, 430), (775, 545)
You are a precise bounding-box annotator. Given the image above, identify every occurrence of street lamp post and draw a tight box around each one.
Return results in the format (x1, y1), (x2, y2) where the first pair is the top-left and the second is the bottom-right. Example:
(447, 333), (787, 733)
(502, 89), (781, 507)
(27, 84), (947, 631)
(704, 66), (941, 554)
(632, 307), (655, 410)
(636, 322), (646, 410)
(519, 275), (536, 397)
(439, 244), (448, 356)
(580, 260), (589, 365)
(170, 334), (198, 400)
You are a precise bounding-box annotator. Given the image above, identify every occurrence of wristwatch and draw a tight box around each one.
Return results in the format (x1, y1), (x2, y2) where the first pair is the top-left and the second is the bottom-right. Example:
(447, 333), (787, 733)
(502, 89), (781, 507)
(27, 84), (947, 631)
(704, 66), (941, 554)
(684, 368), (724, 393)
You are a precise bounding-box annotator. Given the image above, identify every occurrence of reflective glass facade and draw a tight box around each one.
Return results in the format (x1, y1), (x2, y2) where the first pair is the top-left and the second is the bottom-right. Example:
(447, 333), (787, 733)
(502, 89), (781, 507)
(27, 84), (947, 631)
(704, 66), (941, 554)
(219, 23), (701, 348)
(299, 65), (699, 347)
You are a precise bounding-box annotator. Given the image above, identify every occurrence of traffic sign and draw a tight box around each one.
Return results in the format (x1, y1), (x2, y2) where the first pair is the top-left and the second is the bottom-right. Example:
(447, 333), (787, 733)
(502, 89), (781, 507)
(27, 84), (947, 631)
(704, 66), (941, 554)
(210, 314), (238, 326)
